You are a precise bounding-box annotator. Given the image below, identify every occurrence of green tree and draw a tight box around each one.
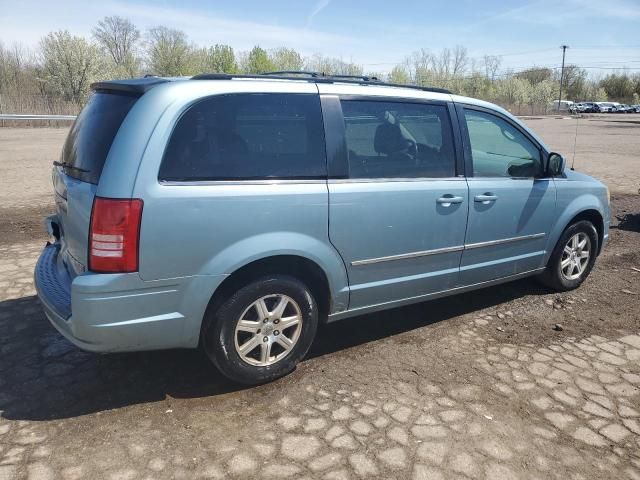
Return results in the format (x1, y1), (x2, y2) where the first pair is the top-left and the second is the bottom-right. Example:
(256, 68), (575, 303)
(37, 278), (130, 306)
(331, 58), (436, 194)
(389, 65), (410, 84)
(529, 79), (557, 114)
(339, 61), (364, 76)
(557, 65), (587, 101)
(269, 47), (304, 71)
(243, 46), (274, 73)
(39, 30), (104, 104)
(599, 73), (635, 101)
(193, 44), (237, 73)
(414, 66), (435, 87)
(593, 87), (608, 102)
(145, 26), (192, 76)
(463, 72), (491, 99)
(92, 16), (140, 77)
(496, 76), (530, 113)
(305, 54), (363, 76)
(516, 67), (552, 85)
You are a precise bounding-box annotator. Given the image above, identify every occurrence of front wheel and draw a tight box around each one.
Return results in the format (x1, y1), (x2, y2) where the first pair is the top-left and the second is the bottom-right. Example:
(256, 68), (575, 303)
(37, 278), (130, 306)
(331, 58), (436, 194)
(538, 220), (598, 291)
(202, 275), (318, 385)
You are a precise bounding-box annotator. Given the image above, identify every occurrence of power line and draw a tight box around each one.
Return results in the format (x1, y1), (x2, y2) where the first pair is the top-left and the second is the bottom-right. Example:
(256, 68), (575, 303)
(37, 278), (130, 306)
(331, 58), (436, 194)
(491, 47), (558, 57)
(406, 63), (640, 81)
(579, 66), (640, 70)
(361, 60), (640, 68)
(572, 45), (640, 49)
(359, 47), (562, 65)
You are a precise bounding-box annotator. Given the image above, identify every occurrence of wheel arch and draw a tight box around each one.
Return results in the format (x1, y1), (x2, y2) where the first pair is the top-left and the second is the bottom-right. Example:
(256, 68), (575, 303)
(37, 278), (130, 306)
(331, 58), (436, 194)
(214, 253), (331, 309)
(546, 204), (605, 264)
(199, 252), (346, 348)
(566, 209), (604, 254)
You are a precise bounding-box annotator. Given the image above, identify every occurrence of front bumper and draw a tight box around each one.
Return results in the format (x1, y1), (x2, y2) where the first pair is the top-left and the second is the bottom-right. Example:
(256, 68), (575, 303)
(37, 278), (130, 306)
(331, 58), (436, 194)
(34, 243), (227, 352)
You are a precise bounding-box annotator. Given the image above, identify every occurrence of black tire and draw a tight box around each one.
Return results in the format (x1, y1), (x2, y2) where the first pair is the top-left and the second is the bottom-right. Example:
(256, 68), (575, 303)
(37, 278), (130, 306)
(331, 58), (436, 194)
(538, 220), (598, 291)
(202, 275), (318, 385)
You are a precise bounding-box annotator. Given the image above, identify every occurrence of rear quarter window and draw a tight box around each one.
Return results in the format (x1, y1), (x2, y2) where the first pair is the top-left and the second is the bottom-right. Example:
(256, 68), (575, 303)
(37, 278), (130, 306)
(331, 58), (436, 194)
(159, 93), (326, 181)
(61, 92), (138, 184)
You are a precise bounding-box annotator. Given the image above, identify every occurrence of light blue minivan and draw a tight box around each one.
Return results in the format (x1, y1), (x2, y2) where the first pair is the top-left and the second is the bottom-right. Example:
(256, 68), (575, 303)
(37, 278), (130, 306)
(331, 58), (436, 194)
(35, 73), (610, 384)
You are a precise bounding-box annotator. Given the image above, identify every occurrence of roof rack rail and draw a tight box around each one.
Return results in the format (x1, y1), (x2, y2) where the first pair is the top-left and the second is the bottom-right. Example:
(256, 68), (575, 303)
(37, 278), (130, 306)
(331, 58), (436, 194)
(189, 72), (451, 94)
(263, 71), (380, 82)
(323, 73), (380, 82)
(262, 70), (320, 77)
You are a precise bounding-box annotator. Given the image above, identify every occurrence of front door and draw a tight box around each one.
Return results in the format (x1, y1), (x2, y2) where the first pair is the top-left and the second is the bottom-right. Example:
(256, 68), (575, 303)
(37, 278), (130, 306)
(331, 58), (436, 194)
(458, 106), (556, 285)
(325, 96), (469, 310)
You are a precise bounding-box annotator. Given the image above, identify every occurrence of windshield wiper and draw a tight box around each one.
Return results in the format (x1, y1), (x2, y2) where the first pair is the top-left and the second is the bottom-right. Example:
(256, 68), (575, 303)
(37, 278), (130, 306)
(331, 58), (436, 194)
(53, 161), (90, 173)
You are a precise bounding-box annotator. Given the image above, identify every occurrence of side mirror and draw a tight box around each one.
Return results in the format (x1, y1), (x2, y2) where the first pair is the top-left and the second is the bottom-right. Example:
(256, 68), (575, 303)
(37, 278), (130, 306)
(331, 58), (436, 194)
(548, 152), (566, 176)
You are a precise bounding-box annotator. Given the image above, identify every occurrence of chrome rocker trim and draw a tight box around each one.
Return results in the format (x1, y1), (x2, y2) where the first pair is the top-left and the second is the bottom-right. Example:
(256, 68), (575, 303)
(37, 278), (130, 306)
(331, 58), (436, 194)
(351, 245), (465, 266)
(351, 233), (546, 266)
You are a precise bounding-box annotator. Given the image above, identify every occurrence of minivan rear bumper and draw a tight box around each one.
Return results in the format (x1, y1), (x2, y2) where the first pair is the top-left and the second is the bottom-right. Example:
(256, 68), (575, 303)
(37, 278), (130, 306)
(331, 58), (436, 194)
(34, 243), (226, 352)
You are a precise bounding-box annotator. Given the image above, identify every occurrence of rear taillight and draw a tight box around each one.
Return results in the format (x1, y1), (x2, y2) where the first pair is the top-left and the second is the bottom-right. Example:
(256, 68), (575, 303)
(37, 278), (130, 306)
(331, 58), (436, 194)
(89, 197), (143, 273)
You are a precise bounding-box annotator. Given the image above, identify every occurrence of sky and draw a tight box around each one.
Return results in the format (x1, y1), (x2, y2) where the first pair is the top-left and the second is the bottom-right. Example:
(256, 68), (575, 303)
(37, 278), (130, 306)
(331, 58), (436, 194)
(0, 0), (639, 75)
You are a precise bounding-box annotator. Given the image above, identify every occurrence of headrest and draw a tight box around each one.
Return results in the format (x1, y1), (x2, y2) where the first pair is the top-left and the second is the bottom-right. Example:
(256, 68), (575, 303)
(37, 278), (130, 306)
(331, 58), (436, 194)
(374, 121), (407, 155)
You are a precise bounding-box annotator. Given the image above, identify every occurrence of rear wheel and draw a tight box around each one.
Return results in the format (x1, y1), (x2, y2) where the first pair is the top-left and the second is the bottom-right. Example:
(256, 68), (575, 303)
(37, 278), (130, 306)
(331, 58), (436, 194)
(202, 275), (318, 385)
(539, 220), (598, 291)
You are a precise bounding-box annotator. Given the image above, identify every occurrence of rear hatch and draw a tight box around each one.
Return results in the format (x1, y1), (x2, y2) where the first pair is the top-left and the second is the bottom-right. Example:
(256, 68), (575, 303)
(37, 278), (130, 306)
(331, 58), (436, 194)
(53, 91), (139, 277)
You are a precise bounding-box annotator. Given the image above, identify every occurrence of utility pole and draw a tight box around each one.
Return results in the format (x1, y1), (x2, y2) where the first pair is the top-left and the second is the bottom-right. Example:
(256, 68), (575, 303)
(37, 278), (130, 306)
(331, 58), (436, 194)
(557, 45), (569, 112)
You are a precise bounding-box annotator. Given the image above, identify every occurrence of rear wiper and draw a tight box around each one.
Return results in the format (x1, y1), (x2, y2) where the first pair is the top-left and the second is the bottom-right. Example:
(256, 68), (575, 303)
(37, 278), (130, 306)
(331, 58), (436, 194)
(53, 161), (90, 173)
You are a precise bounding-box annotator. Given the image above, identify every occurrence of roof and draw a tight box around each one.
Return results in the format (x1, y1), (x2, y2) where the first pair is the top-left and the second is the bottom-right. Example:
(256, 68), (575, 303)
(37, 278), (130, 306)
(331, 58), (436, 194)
(91, 72), (451, 96)
(191, 72), (451, 94)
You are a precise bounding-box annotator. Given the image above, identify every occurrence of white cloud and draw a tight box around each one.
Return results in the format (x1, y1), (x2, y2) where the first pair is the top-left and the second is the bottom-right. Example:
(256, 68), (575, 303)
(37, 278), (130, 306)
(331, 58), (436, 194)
(0, 0), (359, 56)
(107, 1), (355, 54)
(306, 0), (331, 26)
(482, 0), (640, 27)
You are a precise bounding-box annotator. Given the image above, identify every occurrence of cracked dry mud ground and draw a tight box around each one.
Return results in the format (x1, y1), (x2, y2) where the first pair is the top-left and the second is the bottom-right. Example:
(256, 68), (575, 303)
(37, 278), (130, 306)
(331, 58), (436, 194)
(0, 195), (638, 480)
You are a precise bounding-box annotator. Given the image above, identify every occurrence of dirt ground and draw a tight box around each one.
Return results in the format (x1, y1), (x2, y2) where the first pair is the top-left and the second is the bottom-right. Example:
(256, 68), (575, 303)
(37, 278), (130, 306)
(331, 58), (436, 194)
(522, 114), (640, 195)
(0, 117), (639, 479)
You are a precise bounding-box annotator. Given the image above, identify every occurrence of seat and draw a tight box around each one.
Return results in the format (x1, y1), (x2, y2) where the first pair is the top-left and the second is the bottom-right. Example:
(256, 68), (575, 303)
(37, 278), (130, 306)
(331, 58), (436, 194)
(374, 121), (408, 156)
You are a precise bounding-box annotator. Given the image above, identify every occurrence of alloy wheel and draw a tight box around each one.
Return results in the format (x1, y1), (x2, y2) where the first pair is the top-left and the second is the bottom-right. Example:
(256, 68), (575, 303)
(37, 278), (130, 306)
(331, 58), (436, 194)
(560, 232), (591, 281)
(233, 294), (303, 366)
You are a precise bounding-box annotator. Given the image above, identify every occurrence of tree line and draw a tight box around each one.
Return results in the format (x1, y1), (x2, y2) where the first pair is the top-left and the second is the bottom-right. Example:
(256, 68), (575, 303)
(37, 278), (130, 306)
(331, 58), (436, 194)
(1, 15), (639, 116)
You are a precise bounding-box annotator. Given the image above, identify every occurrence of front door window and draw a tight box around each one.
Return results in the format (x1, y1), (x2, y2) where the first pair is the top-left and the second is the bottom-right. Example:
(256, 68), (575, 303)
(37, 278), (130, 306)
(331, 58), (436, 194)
(464, 109), (542, 178)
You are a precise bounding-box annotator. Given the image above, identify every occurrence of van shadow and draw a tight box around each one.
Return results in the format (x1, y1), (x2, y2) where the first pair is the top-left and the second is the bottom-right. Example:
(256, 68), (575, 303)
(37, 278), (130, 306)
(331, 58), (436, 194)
(1, 278), (547, 421)
(614, 213), (640, 233)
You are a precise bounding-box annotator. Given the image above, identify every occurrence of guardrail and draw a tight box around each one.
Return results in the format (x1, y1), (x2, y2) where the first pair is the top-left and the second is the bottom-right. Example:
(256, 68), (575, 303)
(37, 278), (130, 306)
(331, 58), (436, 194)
(0, 114), (77, 121)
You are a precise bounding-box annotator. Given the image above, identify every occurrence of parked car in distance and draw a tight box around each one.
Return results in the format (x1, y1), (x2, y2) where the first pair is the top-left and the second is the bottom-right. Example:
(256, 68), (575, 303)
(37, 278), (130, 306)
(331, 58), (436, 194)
(550, 99), (574, 112)
(35, 73), (611, 384)
(569, 103), (585, 113)
(608, 102), (623, 112)
(580, 102), (598, 113)
(595, 102), (614, 113)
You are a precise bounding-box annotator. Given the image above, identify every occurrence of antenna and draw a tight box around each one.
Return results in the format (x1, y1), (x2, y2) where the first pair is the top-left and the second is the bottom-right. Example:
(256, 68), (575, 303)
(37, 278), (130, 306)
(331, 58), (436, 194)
(570, 115), (579, 170)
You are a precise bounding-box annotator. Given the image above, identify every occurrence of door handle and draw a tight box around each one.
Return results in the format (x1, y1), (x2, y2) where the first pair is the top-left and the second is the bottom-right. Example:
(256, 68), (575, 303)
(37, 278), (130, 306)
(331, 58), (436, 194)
(436, 195), (464, 206)
(474, 194), (498, 204)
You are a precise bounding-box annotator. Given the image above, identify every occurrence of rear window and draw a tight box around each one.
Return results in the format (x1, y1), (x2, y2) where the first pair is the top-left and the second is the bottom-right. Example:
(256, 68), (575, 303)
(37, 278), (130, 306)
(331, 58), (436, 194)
(61, 92), (138, 184)
(159, 93), (326, 181)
